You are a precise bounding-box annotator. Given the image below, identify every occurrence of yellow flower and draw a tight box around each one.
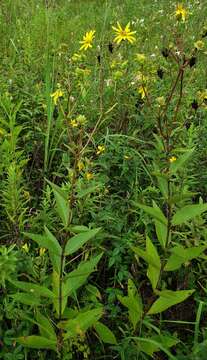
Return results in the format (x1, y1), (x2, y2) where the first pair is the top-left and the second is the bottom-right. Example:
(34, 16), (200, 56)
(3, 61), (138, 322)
(69, 119), (79, 128)
(112, 22), (136, 44)
(194, 40), (204, 50)
(96, 145), (106, 155)
(79, 30), (96, 51)
(175, 4), (187, 22)
(198, 89), (207, 101)
(51, 89), (63, 105)
(22, 243), (29, 253)
(124, 155), (130, 160)
(39, 248), (46, 256)
(138, 86), (146, 99)
(85, 172), (93, 180)
(77, 161), (84, 171)
(169, 156), (177, 163)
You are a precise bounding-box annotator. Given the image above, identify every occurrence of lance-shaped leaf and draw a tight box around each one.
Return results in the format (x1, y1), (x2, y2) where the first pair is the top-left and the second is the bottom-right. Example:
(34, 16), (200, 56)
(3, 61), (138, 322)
(11, 293), (41, 306)
(155, 219), (167, 249)
(52, 271), (68, 316)
(170, 148), (194, 173)
(58, 308), (103, 339)
(172, 203), (207, 226)
(164, 245), (206, 271)
(63, 253), (103, 298)
(25, 228), (61, 273)
(10, 280), (54, 299)
(137, 335), (179, 357)
(17, 336), (56, 350)
(147, 289), (194, 315)
(64, 227), (101, 256)
(117, 279), (143, 330)
(94, 322), (117, 345)
(46, 180), (70, 227)
(136, 201), (167, 225)
(36, 311), (56, 340)
(132, 237), (161, 290)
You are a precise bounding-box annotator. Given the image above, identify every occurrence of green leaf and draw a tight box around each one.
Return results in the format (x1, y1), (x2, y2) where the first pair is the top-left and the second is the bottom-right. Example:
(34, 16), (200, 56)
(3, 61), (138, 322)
(136, 202), (167, 225)
(147, 289), (194, 315)
(117, 279), (143, 330)
(36, 311), (56, 340)
(53, 188), (70, 228)
(170, 148), (194, 173)
(46, 179), (68, 200)
(86, 284), (102, 300)
(132, 237), (161, 290)
(25, 228), (61, 273)
(11, 293), (41, 306)
(63, 253), (103, 298)
(155, 172), (168, 199)
(94, 322), (117, 345)
(52, 271), (67, 316)
(44, 226), (62, 273)
(11, 280), (54, 299)
(164, 245), (206, 271)
(137, 335), (179, 356)
(58, 308), (103, 339)
(64, 228), (101, 256)
(70, 225), (89, 233)
(146, 236), (161, 290)
(17, 335), (56, 350)
(46, 179), (70, 227)
(155, 219), (167, 249)
(172, 204), (207, 226)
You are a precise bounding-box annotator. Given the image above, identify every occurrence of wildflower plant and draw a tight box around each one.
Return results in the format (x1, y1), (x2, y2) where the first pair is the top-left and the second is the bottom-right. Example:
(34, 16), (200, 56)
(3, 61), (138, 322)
(1, 1), (207, 360)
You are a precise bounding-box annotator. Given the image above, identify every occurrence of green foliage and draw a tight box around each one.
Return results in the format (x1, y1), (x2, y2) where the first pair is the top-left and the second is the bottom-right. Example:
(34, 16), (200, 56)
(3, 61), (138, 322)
(0, 0), (207, 359)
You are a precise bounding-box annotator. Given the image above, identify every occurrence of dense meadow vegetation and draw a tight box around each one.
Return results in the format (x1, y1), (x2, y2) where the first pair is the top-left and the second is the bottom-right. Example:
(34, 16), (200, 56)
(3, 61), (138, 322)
(1, 0), (207, 358)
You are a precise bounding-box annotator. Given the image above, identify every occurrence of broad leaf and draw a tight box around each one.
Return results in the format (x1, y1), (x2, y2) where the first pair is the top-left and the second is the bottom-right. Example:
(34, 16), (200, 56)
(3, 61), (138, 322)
(172, 204), (207, 226)
(136, 202), (167, 225)
(11, 280), (54, 299)
(63, 253), (103, 298)
(25, 229), (61, 273)
(146, 237), (161, 290)
(53, 189), (70, 228)
(94, 322), (117, 345)
(58, 308), (103, 339)
(36, 311), (56, 340)
(52, 271), (67, 316)
(44, 226), (62, 273)
(11, 293), (41, 306)
(118, 279), (143, 330)
(137, 335), (179, 356)
(147, 289), (194, 315)
(165, 245), (206, 271)
(132, 237), (161, 290)
(17, 335), (56, 350)
(155, 219), (167, 249)
(170, 148), (194, 173)
(64, 228), (101, 256)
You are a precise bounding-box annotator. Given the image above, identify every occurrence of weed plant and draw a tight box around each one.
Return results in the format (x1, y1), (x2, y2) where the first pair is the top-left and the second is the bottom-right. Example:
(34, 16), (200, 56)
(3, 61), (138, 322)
(0, 1), (207, 359)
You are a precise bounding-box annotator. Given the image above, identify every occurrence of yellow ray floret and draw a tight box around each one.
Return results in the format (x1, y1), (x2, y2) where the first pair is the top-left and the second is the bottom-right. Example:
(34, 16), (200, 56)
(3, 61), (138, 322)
(175, 4), (187, 22)
(112, 22), (136, 44)
(79, 30), (96, 51)
(51, 89), (63, 105)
